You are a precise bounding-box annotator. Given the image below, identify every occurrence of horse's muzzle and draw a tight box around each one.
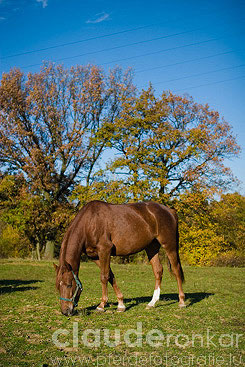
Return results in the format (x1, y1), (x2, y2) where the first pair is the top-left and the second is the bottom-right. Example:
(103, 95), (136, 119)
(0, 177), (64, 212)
(61, 307), (74, 316)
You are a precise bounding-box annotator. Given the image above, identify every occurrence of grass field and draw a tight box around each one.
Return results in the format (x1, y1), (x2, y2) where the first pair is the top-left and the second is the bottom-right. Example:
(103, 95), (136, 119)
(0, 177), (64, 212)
(0, 260), (244, 367)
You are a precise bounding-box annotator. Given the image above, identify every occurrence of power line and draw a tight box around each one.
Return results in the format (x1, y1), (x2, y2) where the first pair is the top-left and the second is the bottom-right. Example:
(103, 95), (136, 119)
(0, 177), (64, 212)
(0, 23), (164, 60)
(20, 27), (202, 70)
(100, 33), (243, 67)
(20, 32), (241, 71)
(2, 15), (244, 61)
(173, 75), (245, 93)
(135, 49), (245, 74)
(140, 64), (245, 88)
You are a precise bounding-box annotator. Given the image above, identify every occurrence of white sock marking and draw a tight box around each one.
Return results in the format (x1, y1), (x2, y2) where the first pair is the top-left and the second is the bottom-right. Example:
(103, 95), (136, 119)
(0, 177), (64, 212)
(147, 287), (160, 307)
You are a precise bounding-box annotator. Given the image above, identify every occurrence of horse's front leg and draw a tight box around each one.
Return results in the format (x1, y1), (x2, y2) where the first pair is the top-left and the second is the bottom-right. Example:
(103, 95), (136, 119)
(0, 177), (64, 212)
(93, 259), (125, 312)
(96, 245), (112, 312)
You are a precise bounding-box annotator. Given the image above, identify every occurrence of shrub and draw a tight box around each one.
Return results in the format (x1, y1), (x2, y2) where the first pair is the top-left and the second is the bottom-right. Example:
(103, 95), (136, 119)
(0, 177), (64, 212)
(209, 251), (245, 267)
(0, 224), (30, 258)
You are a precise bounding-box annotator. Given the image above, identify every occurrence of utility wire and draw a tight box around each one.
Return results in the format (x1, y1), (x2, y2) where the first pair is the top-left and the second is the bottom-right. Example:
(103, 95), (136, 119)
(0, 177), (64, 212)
(139, 64), (245, 88)
(135, 49), (244, 74)
(2, 15), (244, 60)
(21, 32), (242, 70)
(2, 14), (202, 60)
(100, 33), (243, 66)
(173, 75), (245, 92)
(20, 28), (202, 69)
(0, 23), (165, 60)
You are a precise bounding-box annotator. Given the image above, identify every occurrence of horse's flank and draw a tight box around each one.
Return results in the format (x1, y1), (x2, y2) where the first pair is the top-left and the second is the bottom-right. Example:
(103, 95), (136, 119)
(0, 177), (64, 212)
(59, 200), (177, 264)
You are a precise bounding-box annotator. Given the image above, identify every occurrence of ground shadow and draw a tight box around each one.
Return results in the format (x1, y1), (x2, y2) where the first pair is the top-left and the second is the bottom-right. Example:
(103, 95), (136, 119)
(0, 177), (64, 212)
(0, 279), (43, 295)
(80, 292), (214, 314)
(123, 292), (214, 309)
(184, 292), (214, 306)
(77, 304), (98, 316)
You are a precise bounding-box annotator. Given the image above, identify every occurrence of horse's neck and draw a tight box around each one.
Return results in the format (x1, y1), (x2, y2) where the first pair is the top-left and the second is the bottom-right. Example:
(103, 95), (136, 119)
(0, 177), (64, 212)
(59, 239), (82, 272)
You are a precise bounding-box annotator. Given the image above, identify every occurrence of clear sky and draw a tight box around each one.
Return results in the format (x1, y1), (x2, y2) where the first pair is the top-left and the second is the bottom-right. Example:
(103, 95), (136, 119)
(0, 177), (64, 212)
(0, 0), (244, 194)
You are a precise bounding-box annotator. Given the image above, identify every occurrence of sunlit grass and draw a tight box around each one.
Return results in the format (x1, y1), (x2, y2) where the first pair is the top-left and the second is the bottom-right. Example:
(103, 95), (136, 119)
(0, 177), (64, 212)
(0, 260), (244, 366)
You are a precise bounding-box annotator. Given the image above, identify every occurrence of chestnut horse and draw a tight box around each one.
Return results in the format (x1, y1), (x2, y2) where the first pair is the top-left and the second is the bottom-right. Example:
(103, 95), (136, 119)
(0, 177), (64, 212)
(54, 200), (185, 316)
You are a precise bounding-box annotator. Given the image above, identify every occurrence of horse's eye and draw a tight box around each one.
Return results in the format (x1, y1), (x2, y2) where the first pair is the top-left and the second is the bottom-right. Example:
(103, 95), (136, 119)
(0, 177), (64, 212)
(67, 284), (72, 288)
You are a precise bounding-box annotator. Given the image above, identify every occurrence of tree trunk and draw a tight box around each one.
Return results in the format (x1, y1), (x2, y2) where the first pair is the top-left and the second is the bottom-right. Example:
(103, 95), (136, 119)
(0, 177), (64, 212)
(43, 240), (55, 260)
(31, 248), (36, 260)
(36, 243), (41, 261)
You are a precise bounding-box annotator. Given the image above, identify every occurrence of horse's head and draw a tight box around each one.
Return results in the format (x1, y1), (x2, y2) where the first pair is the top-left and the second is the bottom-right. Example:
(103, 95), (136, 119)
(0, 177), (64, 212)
(53, 261), (83, 316)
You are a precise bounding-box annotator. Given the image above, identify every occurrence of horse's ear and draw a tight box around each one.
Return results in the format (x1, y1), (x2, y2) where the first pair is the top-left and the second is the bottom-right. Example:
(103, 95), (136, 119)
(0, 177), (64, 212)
(53, 263), (58, 272)
(64, 260), (73, 271)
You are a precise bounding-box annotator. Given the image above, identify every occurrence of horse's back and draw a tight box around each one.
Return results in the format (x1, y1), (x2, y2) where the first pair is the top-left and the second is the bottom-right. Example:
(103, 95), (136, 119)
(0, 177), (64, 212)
(80, 200), (177, 236)
(72, 200), (178, 256)
(76, 201), (152, 255)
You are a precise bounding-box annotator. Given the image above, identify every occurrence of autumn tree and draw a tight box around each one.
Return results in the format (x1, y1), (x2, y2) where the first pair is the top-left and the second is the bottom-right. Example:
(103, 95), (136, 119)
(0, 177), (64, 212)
(0, 173), (72, 259)
(174, 190), (227, 265)
(211, 193), (245, 253)
(0, 174), (30, 258)
(106, 87), (240, 202)
(173, 190), (245, 265)
(0, 63), (135, 255)
(71, 171), (130, 206)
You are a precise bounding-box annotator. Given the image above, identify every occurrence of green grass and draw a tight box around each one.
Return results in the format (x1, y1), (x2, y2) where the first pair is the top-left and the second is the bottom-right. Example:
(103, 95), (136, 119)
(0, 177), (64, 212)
(0, 260), (244, 367)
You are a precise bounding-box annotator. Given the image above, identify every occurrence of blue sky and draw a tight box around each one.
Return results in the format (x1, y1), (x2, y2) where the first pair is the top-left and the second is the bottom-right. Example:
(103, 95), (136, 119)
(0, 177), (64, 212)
(0, 0), (244, 194)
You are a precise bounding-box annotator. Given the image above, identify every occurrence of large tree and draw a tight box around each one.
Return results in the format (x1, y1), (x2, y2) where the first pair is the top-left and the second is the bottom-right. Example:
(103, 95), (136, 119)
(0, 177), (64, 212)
(0, 63), (135, 252)
(106, 87), (240, 201)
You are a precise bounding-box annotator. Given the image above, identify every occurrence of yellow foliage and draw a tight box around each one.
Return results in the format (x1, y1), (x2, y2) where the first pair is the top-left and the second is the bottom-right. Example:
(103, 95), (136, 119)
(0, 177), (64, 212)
(0, 224), (30, 258)
(179, 224), (226, 265)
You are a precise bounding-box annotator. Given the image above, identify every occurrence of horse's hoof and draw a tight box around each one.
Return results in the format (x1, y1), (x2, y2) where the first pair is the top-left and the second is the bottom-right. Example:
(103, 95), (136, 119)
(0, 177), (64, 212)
(96, 306), (105, 312)
(146, 304), (154, 309)
(179, 303), (186, 308)
(117, 306), (126, 312)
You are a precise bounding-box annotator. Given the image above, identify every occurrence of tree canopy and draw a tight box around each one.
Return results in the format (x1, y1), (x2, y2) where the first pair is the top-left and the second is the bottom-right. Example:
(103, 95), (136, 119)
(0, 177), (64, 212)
(0, 63), (243, 264)
(104, 87), (240, 202)
(0, 63), (135, 202)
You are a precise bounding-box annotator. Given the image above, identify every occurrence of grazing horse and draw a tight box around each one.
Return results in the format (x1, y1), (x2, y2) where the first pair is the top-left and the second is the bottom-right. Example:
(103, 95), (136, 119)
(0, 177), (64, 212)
(54, 200), (185, 316)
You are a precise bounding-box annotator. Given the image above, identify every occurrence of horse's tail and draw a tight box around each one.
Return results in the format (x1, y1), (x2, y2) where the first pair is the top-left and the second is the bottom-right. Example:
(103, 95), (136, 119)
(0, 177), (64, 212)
(167, 210), (185, 283)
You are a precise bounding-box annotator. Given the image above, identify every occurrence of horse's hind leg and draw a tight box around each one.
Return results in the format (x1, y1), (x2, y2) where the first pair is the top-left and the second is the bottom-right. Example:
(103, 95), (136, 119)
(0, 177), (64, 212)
(93, 259), (125, 312)
(145, 240), (163, 309)
(165, 248), (186, 308)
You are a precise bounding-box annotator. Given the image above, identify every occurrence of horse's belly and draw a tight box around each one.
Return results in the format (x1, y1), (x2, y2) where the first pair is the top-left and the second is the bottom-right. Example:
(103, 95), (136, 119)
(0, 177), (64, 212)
(111, 224), (154, 256)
